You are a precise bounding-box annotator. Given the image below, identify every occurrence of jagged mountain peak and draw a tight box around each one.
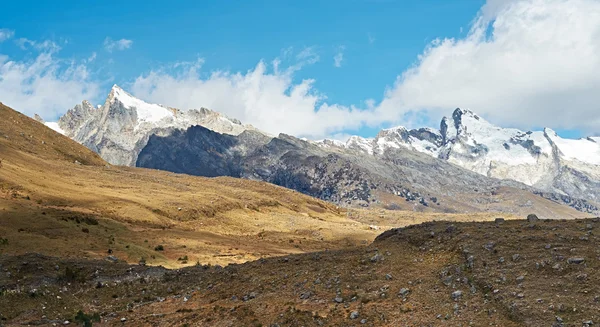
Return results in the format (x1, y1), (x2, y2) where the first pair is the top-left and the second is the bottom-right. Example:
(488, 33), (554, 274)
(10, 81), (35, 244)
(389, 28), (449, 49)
(48, 85), (263, 166)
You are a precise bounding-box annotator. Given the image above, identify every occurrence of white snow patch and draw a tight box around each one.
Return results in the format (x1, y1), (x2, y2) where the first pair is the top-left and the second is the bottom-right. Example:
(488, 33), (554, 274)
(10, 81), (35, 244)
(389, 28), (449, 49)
(545, 128), (600, 165)
(45, 122), (65, 135)
(346, 136), (374, 155)
(111, 85), (173, 124)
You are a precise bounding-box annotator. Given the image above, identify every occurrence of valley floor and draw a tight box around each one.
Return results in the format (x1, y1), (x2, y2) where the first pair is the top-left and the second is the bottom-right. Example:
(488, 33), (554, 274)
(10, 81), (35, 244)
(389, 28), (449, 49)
(2, 218), (599, 326)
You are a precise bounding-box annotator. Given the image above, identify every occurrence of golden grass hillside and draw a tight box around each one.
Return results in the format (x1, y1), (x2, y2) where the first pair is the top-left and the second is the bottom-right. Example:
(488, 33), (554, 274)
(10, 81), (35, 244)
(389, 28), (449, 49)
(0, 102), (589, 269)
(0, 102), (379, 267)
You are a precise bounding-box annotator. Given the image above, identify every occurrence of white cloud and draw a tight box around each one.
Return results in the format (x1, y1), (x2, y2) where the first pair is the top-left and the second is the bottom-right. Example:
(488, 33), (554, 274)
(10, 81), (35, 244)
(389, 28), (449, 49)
(129, 0), (600, 139)
(130, 54), (373, 139)
(103, 37), (133, 52)
(0, 50), (100, 120)
(0, 28), (14, 42)
(333, 46), (345, 68)
(6, 0), (599, 140)
(377, 0), (600, 132)
(15, 38), (61, 52)
(87, 52), (97, 63)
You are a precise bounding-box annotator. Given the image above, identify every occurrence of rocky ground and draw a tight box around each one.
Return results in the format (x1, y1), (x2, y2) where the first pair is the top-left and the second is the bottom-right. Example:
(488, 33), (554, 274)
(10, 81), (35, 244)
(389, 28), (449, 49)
(2, 216), (599, 326)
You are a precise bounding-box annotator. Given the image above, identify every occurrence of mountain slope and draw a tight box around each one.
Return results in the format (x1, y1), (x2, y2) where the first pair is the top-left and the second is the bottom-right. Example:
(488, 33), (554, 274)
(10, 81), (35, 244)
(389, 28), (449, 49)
(4, 217), (600, 326)
(50, 85), (263, 166)
(137, 123), (596, 218)
(323, 108), (600, 202)
(47, 87), (600, 216)
(0, 102), (379, 267)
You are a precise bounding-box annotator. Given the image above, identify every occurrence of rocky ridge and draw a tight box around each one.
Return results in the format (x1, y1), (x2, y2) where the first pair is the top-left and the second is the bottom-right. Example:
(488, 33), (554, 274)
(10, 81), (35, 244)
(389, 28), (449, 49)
(49, 85), (262, 166)
(46, 87), (600, 215)
(319, 108), (600, 203)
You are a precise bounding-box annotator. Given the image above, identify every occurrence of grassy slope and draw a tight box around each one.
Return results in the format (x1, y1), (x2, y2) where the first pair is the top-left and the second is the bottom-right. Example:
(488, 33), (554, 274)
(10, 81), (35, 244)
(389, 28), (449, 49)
(0, 103), (378, 267)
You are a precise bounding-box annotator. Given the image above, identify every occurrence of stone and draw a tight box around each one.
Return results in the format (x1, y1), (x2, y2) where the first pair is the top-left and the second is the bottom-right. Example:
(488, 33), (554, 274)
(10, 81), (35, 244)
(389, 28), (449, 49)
(512, 254), (521, 261)
(451, 290), (462, 300)
(370, 253), (383, 263)
(385, 273), (393, 280)
(299, 291), (312, 300)
(527, 214), (539, 222)
(495, 218), (505, 223)
(350, 311), (359, 319)
(516, 276), (525, 283)
(466, 255), (474, 268)
(399, 288), (410, 297)
(334, 297), (343, 303)
(568, 257), (585, 264)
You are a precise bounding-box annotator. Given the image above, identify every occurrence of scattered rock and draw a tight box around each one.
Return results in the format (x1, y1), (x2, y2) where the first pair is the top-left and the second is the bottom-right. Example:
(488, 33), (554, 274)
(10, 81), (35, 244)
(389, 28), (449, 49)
(399, 288), (410, 298)
(495, 218), (505, 223)
(568, 258), (585, 264)
(451, 290), (462, 300)
(370, 253), (383, 263)
(350, 311), (359, 320)
(527, 214), (539, 222)
(334, 297), (343, 303)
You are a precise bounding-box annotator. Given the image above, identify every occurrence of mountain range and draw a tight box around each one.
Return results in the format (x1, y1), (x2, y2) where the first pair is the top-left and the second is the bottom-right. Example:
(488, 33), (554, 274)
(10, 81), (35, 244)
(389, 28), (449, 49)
(42, 85), (600, 216)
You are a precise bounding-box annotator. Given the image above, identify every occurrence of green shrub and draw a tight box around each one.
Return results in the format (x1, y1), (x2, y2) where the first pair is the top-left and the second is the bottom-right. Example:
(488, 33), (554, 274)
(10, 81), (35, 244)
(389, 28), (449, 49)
(74, 310), (100, 327)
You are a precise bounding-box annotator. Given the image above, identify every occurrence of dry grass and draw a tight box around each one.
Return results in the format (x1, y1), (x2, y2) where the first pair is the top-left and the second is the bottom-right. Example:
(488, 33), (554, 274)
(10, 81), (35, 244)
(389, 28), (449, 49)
(0, 103), (382, 267)
(3, 218), (599, 326)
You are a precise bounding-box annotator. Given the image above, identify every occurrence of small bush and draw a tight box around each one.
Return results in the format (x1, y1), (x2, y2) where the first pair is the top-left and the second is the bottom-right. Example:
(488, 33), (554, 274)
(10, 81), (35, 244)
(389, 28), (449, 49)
(62, 266), (86, 283)
(0, 238), (8, 246)
(154, 245), (164, 251)
(74, 310), (100, 327)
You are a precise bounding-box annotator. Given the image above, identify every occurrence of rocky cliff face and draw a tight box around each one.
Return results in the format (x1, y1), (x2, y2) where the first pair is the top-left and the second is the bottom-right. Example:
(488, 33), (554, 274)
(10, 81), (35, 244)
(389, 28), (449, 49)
(320, 108), (600, 203)
(137, 124), (599, 215)
(48, 87), (600, 215)
(50, 85), (260, 166)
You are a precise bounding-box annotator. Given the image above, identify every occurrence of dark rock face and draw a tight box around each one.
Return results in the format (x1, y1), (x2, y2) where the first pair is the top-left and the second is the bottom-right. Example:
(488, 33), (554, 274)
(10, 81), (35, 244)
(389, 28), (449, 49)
(137, 126), (269, 177)
(135, 125), (596, 215)
(409, 128), (443, 147)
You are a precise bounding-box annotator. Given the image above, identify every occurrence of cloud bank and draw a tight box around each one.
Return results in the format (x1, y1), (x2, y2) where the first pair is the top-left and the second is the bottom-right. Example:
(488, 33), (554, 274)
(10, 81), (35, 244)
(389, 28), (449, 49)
(378, 0), (600, 132)
(131, 0), (600, 137)
(3, 0), (600, 138)
(0, 51), (99, 120)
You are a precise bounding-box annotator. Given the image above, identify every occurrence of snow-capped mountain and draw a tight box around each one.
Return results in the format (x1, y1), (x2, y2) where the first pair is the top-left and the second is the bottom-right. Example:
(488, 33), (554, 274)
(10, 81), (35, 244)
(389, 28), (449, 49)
(45, 85), (261, 166)
(317, 108), (600, 201)
(44, 86), (600, 212)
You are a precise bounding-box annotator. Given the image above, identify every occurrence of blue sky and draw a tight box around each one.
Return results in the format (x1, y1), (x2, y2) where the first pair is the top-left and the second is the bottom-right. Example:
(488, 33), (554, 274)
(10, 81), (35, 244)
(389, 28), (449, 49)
(1, 0), (598, 139)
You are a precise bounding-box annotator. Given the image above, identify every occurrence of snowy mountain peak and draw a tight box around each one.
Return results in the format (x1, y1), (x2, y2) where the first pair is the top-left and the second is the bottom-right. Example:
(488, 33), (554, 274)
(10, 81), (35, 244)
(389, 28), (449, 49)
(48, 85), (262, 166)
